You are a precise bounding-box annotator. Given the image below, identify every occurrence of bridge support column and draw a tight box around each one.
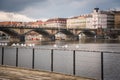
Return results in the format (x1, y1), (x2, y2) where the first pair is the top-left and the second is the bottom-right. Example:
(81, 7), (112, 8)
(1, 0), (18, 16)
(10, 36), (20, 42)
(20, 35), (25, 42)
(51, 35), (55, 41)
(66, 35), (79, 41)
(74, 35), (79, 40)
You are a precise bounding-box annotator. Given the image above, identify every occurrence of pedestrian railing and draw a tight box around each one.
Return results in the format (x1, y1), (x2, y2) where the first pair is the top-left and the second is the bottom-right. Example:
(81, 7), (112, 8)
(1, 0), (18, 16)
(0, 46), (120, 80)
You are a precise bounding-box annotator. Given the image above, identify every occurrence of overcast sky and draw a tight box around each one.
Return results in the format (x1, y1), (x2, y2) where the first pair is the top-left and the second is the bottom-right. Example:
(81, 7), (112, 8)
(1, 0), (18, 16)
(0, 0), (120, 22)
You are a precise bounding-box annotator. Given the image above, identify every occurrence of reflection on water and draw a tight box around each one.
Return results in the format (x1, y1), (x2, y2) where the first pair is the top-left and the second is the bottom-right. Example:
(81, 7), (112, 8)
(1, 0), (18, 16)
(0, 38), (120, 46)
(33, 38), (120, 46)
(78, 38), (120, 43)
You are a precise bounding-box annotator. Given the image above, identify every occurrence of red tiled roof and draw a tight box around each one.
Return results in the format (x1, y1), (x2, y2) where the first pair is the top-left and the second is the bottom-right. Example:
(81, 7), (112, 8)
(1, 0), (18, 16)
(46, 18), (67, 22)
(0, 21), (22, 26)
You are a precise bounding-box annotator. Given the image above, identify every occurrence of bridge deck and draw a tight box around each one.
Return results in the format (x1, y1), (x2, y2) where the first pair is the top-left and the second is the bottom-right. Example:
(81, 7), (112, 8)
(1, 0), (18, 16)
(0, 65), (95, 80)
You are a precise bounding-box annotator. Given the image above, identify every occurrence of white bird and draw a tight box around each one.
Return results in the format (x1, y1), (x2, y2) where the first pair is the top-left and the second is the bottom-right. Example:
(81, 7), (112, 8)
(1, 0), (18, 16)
(64, 45), (68, 48)
(16, 43), (19, 46)
(76, 45), (79, 48)
(1, 43), (4, 46)
(32, 44), (35, 47)
(21, 43), (24, 47)
(28, 44), (32, 47)
(4, 43), (7, 46)
(12, 43), (16, 46)
(23, 44), (26, 47)
(53, 44), (57, 47)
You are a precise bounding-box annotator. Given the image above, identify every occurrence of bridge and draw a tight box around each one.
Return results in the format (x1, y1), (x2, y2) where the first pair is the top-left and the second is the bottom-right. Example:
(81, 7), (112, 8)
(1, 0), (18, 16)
(0, 25), (97, 42)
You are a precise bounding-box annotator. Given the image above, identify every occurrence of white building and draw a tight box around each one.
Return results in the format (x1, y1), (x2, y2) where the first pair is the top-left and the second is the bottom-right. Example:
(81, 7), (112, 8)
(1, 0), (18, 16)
(67, 8), (115, 29)
(86, 16), (93, 29)
(86, 8), (114, 29)
(86, 13), (108, 29)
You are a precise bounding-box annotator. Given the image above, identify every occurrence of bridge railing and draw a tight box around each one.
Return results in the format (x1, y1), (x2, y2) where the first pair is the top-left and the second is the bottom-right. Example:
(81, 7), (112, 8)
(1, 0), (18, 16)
(0, 25), (97, 30)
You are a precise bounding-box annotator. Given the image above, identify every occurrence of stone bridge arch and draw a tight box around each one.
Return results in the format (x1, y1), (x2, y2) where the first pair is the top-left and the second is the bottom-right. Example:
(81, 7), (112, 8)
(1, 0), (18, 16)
(0, 28), (19, 36)
(0, 31), (9, 39)
(0, 27), (21, 42)
(54, 29), (78, 40)
(23, 28), (55, 41)
(78, 29), (96, 39)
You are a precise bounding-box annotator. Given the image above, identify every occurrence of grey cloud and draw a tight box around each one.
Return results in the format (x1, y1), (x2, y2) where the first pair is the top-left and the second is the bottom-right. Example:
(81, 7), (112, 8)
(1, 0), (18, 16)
(0, 0), (120, 20)
(0, 0), (46, 12)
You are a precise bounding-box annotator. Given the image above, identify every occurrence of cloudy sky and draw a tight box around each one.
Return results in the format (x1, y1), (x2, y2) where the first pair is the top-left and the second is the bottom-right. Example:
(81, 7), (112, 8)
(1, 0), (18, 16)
(0, 0), (120, 22)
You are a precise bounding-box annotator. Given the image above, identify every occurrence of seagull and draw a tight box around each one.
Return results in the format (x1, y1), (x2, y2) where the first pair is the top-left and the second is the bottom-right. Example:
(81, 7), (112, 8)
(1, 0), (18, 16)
(64, 44), (68, 48)
(12, 43), (16, 46)
(76, 45), (79, 48)
(16, 43), (20, 46)
(53, 44), (57, 48)
(4, 43), (7, 46)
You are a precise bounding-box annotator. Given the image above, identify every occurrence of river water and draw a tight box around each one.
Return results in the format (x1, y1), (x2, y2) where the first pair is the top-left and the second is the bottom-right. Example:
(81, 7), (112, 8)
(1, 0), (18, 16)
(0, 38), (120, 80)
(34, 38), (120, 52)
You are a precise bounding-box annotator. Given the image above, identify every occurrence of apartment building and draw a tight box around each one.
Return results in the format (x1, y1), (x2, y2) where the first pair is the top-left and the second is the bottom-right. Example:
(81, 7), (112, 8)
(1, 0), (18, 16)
(67, 16), (87, 29)
(0, 21), (23, 26)
(67, 8), (116, 29)
(114, 11), (120, 28)
(45, 18), (67, 28)
(90, 8), (114, 29)
(26, 20), (43, 27)
(86, 15), (93, 29)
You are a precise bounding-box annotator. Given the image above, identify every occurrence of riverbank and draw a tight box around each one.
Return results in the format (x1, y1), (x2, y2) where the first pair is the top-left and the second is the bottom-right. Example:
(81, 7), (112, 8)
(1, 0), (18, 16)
(0, 65), (95, 80)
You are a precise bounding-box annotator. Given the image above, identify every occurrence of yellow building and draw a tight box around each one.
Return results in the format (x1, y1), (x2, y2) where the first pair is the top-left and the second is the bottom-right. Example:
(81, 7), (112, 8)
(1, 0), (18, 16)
(114, 11), (120, 29)
(67, 15), (87, 29)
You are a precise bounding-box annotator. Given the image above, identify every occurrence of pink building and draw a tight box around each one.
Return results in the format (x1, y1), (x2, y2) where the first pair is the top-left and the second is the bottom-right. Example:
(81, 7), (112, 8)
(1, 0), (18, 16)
(27, 20), (43, 27)
(45, 18), (67, 28)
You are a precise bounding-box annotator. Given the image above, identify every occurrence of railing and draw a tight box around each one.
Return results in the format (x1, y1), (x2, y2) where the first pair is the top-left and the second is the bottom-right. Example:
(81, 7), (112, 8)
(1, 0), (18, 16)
(0, 25), (96, 30)
(0, 46), (120, 80)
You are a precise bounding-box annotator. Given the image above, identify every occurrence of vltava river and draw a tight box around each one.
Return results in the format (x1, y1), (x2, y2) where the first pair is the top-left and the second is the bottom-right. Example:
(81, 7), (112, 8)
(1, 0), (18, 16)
(32, 38), (120, 45)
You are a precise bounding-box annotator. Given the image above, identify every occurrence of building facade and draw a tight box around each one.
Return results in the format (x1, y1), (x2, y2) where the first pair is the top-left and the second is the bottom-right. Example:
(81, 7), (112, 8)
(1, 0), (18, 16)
(67, 8), (115, 29)
(44, 18), (67, 28)
(114, 11), (120, 28)
(26, 20), (43, 27)
(67, 16), (87, 29)
(89, 8), (114, 29)
(86, 15), (93, 29)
